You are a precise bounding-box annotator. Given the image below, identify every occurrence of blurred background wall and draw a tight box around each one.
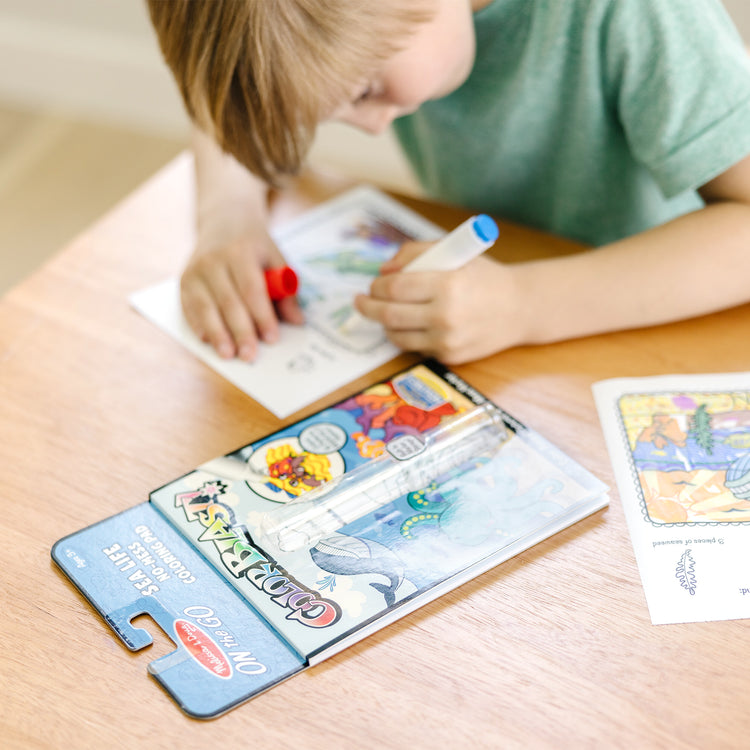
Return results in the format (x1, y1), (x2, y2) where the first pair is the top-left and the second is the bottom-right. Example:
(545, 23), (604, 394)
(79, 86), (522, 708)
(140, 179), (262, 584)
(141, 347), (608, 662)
(0, 0), (420, 193)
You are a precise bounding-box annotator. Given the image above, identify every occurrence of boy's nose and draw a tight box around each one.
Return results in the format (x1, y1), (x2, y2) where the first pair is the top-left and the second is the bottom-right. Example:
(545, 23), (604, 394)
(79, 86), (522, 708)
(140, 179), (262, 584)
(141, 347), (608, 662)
(338, 104), (399, 135)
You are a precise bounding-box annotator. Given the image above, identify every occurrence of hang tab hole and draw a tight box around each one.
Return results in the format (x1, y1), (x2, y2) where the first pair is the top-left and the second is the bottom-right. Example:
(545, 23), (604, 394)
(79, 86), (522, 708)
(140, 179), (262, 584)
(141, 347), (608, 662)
(130, 613), (177, 659)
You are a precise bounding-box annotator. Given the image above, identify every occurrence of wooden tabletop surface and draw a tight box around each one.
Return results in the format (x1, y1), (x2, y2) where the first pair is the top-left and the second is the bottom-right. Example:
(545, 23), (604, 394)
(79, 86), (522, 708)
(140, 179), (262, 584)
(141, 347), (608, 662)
(2, 153), (749, 749)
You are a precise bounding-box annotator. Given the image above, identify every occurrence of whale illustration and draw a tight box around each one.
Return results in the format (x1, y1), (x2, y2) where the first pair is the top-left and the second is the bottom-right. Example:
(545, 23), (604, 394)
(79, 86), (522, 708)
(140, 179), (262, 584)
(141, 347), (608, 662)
(310, 534), (405, 607)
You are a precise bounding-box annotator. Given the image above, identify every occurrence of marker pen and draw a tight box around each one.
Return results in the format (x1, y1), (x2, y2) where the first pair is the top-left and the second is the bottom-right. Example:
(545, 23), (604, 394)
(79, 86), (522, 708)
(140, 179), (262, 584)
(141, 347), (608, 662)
(342, 214), (499, 331)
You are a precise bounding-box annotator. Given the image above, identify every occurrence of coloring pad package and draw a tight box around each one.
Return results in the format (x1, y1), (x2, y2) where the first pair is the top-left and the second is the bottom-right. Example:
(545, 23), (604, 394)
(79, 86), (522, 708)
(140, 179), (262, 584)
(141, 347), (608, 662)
(54, 360), (607, 718)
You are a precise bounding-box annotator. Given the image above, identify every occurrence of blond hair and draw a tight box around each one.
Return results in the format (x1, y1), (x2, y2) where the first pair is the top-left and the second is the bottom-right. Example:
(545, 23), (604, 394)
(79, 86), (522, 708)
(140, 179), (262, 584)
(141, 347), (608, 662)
(147, 1), (432, 185)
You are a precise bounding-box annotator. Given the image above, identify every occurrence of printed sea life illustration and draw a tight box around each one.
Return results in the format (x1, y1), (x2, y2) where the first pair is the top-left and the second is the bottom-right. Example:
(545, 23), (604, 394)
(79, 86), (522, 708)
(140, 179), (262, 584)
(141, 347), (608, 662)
(401, 470), (565, 546)
(310, 534), (406, 607)
(297, 293), (387, 354)
(305, 250), (384, 277)
(618, 390), (750, 524)
(244, 437), (344, 502)
(675, 549), (697, 595)
(266, 446), (329, 491)
(305, 216), (412, 278)
(336, 381), (459, 455)
(316, 434), (575, 602)
(344, 216), (414, 247)
(288, 209), (419, 354)
(726, 453), (750, 499)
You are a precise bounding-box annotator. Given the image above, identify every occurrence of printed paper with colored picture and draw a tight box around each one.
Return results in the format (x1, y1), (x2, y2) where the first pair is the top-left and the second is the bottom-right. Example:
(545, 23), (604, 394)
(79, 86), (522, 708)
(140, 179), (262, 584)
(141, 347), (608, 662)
(593, 371), (750, 624)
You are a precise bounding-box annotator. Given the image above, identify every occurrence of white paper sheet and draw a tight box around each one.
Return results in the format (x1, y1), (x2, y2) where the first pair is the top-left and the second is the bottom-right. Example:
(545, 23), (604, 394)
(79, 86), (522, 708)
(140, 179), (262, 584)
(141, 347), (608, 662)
(593, 371), (750, 624)
(130, 186), (444, 418)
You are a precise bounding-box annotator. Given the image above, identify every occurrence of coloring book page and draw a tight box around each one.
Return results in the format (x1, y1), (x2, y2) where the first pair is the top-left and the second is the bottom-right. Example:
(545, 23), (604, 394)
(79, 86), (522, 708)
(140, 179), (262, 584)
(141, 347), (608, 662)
(593, 371), (750, 624)
(130, 186), (444, 418)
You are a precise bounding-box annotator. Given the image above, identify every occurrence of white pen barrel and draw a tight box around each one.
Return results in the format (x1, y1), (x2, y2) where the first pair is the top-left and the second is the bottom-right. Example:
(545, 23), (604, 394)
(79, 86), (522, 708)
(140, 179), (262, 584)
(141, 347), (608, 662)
(403, 214), (499, 272)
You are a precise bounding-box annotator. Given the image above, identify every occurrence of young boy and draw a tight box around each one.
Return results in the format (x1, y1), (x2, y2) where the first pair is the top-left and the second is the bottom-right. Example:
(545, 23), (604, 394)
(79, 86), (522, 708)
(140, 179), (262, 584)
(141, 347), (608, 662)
(147, 0), (750, 365)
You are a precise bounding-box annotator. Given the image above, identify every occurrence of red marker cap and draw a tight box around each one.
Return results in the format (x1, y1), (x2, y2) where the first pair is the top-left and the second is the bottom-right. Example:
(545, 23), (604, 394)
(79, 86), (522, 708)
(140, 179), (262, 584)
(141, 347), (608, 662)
(264, 266), (299, 301)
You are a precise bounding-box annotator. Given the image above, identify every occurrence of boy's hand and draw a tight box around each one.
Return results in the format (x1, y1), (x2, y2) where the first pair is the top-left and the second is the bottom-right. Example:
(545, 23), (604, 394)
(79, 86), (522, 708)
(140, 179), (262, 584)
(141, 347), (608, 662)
(185, 125), (305, 362)
(181, 221), (304, 362)
(353, 241), (525, 364)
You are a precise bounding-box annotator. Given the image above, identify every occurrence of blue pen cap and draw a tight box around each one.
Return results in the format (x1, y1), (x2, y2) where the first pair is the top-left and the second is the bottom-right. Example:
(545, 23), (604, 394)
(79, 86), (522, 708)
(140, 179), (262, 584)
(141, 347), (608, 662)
(472, 214), (499, 244)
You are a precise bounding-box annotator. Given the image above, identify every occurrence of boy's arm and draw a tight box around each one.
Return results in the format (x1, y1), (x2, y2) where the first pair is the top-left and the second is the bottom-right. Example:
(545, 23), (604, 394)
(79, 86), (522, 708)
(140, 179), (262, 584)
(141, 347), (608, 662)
(184, 127), (303, 361)
(357, 153), (750, 363)
(515, 153), (750, 344)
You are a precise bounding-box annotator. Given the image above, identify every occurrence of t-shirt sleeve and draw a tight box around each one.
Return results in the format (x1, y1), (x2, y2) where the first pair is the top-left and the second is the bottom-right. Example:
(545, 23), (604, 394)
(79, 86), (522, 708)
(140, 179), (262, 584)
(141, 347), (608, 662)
(603, 0), (750, 198)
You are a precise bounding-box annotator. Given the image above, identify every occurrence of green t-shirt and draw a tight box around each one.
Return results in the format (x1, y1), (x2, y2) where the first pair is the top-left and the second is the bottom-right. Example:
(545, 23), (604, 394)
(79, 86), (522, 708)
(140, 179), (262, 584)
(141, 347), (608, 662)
(393, 0), (750, 246)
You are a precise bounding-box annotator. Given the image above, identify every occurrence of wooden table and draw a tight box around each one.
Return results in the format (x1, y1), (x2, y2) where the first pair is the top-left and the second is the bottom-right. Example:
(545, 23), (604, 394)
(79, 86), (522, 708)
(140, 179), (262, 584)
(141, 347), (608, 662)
(2, 154), (748, 749)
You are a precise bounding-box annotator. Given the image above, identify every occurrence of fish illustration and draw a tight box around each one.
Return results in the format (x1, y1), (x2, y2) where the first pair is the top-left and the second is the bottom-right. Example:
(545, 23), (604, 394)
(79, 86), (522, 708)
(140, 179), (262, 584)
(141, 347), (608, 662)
(310, 534), (405, 607)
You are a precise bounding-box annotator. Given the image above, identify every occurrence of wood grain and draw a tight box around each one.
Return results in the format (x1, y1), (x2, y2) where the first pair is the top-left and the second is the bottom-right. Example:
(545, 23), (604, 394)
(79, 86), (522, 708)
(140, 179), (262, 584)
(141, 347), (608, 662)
(2, 153), (749, 749)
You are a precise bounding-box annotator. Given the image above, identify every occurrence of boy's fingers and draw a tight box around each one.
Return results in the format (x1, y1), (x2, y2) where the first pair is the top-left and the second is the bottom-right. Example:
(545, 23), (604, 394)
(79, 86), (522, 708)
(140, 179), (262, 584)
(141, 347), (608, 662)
(382, 328), (429, 354)
(385, 328), (467, 364)
(189, 263), (263, 361)
(277, 295), (305, 325)
(216, 291), (260, 360)
(355, 295), (432, 331)
(360, 305), (465, 363)
(379, 241), (433, 274)
(231, 264), (280, 345)
(181, 278), (239, 359)
(368, 269), (438, 304)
